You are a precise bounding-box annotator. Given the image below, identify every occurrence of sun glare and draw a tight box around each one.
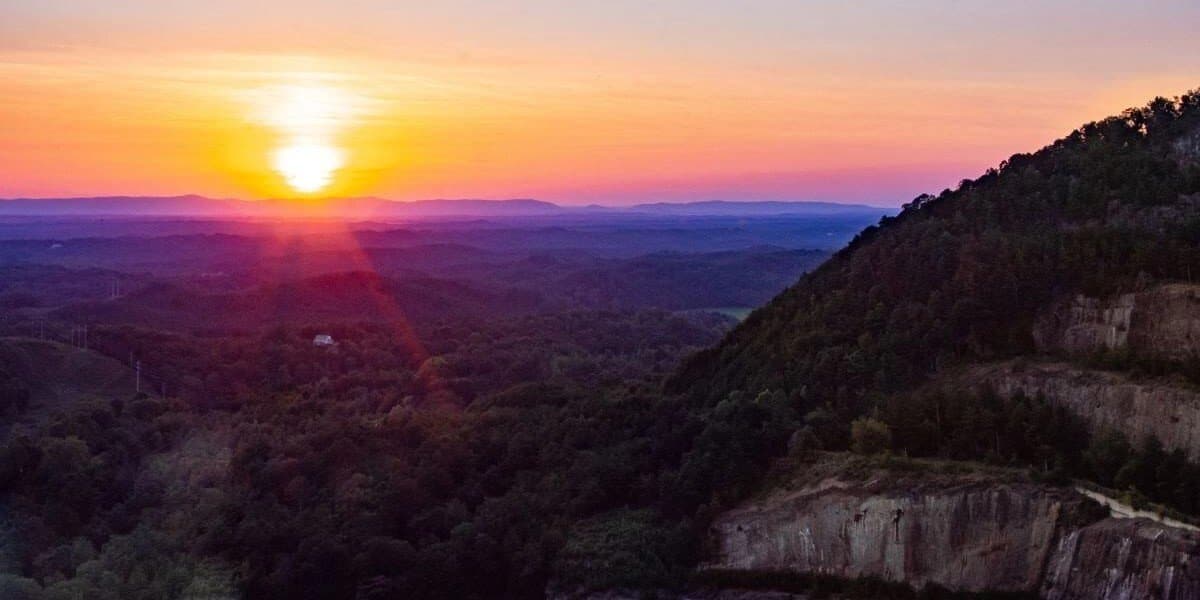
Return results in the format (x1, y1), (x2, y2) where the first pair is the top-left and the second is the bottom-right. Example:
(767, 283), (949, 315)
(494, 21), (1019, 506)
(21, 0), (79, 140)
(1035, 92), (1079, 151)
(251, 80), (362, 195)
(273, 140), (344, 193)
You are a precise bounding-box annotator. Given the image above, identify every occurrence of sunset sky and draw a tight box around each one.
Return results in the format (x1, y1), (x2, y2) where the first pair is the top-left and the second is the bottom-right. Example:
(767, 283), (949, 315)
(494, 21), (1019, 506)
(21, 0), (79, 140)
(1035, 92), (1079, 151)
(2, 1), (1199, 205)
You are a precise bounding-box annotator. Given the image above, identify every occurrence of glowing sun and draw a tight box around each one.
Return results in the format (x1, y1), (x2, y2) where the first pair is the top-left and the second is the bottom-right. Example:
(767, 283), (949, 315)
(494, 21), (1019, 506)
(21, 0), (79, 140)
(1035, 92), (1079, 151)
(251, 81), (361, 194)
(273, 140), (343, 193)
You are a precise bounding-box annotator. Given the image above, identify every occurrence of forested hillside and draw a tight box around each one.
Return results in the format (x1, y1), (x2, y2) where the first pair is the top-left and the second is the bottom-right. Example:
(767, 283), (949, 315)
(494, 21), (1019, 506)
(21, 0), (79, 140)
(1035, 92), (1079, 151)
(662, 89), (1200, 530)
(674, 90), (1200, 409)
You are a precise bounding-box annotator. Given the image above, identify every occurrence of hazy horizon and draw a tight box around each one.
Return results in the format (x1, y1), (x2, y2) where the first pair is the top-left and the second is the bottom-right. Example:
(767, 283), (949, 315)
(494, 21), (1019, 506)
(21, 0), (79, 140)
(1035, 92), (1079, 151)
(0, 194), (892, 208)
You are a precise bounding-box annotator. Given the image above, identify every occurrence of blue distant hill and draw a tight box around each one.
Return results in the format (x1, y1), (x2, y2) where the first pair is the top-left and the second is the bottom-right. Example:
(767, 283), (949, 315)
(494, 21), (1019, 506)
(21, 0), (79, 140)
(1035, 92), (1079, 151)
(0, 195), (891, 218)
(626, 200), (889, 216)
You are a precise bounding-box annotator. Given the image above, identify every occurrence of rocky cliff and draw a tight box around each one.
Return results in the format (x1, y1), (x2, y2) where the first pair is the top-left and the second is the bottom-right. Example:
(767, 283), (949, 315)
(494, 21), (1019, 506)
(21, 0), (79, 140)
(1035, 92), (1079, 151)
(1033, 284), (1200, 361)
(703, 458), (1200, 598)
(1042, 517), (1200, 599)
(963, 361), (1200, 460)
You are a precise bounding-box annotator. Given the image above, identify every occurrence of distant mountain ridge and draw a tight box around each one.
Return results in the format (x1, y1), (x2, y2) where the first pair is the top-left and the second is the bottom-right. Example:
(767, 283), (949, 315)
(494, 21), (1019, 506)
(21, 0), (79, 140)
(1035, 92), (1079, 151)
(0, 195), (560, 218)
(627, 200), (885, 215)
(0, 195), (888, 218)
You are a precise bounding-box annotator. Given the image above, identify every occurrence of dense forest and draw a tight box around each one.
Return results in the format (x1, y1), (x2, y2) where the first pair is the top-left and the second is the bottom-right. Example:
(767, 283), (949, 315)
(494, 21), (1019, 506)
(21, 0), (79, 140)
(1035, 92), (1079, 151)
(4, 90), (1200, 599)
(1, 310), (779, 599)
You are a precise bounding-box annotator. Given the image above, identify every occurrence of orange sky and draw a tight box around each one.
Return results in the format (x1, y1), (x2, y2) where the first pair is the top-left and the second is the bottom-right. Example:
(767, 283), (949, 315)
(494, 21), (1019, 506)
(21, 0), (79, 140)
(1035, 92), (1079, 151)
(2, 1), (1199, 205)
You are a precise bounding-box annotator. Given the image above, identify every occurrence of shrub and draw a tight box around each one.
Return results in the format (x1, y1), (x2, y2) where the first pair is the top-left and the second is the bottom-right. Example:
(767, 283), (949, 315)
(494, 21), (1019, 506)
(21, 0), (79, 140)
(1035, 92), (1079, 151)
(850, 418), (892, 455)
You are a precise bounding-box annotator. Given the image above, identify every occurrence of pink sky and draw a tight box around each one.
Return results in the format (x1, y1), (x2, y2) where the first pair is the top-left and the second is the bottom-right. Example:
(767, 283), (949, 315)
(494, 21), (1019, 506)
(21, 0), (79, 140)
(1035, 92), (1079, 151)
(2, 1), (1199, 206)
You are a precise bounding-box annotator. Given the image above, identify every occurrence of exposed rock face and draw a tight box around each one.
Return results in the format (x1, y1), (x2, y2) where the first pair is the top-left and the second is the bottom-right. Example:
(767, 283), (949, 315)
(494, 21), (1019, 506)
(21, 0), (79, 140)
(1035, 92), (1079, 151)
(1033, 284), (1200, 361)
(1042, 518), (1200, 600)
(706, 472), (1086, 593)
(705, 466), (1200, 598)
(1175, 125), (1200, 163)
(1033, 294), (1134, 354)
(965, 361), (1200, 460)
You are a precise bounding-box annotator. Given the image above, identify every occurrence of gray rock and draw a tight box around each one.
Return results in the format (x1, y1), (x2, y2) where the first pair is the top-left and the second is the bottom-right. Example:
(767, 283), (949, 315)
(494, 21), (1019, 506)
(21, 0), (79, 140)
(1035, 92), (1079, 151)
(1042, 518), (1200, 599)
(1033, 284), (1200, 361)
(966, 361), (1200, 460)
(703, 466), (1200, 598)
(705, 473), (1083, 593)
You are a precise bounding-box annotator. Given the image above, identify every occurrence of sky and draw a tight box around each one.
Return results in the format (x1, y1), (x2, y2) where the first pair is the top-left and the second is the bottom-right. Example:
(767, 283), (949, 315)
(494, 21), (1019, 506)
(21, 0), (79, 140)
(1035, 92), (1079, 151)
(2, 1), (1199, 206)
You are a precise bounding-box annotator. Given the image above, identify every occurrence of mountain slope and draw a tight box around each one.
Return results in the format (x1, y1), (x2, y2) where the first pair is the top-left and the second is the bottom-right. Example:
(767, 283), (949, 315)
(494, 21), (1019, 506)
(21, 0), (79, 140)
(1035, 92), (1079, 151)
(671, 90), (1200, 410)
(647, 88), (1200, 600)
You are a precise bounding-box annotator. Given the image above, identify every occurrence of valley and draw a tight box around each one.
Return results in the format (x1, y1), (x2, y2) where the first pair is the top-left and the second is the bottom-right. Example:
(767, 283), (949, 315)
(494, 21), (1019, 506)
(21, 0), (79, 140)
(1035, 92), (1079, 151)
(0, 205), (872, 599)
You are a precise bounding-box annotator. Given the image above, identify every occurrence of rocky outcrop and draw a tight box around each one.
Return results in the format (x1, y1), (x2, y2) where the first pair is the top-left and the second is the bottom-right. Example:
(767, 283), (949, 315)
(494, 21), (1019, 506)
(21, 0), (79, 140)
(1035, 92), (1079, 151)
(1033, 293), (1134, 354)
(1033, 284), (1200, 361)
(965, 361), (1200, 460)
(705, 468), (1088, 594)
(1042, 518), (1200, 599)
(704, 461), (1200, 598)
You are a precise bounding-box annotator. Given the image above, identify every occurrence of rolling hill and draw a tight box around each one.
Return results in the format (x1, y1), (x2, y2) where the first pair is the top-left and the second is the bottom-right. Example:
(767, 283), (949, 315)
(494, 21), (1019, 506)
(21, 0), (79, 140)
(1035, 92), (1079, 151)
(0, 337), (136, 418)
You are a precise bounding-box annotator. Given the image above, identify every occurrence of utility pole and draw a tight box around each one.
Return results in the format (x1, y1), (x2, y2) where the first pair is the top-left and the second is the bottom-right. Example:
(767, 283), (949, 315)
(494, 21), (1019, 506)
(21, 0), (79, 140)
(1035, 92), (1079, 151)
(136, 360), (141, 394)
(82, 324), (88, 351)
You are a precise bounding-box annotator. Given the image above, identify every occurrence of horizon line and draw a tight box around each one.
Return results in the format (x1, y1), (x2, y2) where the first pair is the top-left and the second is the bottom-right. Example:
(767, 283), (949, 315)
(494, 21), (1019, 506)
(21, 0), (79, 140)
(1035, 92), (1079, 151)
(0, 194), (897, 211)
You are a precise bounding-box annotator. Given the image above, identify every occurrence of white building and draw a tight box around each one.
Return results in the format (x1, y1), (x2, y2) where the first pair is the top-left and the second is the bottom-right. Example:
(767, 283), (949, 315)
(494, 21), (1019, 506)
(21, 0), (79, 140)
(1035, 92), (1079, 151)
(313, 334), (336, 347)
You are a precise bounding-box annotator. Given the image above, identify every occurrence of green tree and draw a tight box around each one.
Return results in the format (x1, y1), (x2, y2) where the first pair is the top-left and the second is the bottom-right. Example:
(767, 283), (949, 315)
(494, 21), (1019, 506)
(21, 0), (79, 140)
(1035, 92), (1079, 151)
(850, 417), (891, 455)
